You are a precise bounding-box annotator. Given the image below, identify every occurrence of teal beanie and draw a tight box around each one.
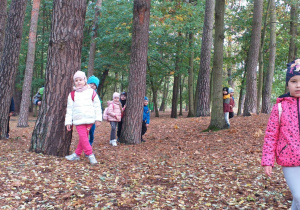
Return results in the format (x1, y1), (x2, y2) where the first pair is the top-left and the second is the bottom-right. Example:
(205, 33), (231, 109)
(87, 75), (100, 88)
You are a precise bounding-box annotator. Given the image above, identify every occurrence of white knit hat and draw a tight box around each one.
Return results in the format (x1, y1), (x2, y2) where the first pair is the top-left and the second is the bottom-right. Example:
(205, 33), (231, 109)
(73, 71), (87, 82)
(113, 92), (120, 99)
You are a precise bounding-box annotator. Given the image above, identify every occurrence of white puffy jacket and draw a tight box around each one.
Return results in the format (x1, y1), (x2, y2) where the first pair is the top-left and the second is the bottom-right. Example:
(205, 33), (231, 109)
(65, 88), (102, 126)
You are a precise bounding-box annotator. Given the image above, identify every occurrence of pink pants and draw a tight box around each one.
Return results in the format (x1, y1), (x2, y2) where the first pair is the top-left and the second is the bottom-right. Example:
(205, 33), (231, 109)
(75, 124), (93, 156)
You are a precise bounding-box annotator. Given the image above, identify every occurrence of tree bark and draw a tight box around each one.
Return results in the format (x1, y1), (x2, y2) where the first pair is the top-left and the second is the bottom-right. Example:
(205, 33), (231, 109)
(187, 32), (195, 117)
(0, 0), (7, 59)
(257, 0), (270, 114)
(171, 38), (182, 118)
(159, 76), (169, 111)
(261, 0), (276, 114)
(243, 0), (263, 116)
(179, 75), (184, 116)
(18, 0), (41, 127)
(195, 0), (214, 117)
(209, 0), (225, 129)
(0, 0), (27, 139)
(87, 0), (103, 77)
(120, 0), (151, 144)
(30, 0), (87, 155)
(288, 2), (298, 62)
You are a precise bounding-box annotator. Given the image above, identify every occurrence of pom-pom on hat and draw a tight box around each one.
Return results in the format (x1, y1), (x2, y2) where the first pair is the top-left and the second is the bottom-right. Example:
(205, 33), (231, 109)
(286, 59), (300, 86)
(73, 71), (87, 82)
(113, 92), (120, 99)
(87, 75), (100, 88)
(144, 96), (148, 101)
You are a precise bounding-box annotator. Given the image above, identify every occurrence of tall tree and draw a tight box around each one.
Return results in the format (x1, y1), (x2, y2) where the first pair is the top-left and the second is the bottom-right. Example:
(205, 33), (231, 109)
(208, 0), (225, 129)
(288, 1), (298, 62)
(187, 32), (195, 117)
(0, 0), (27, 139)
(195, 0), (215, 117)
(120, 0), (151, 144)
(243, 0), (263, 116)
(87, 0), (103, 77)
(30, 0), (87, 155)
(0, 0), (7, 58)
(261, 0), (276, 113)
(257, 0), (271, 113)
(171, 33), (182, 118)
(18, 0), (41, 127)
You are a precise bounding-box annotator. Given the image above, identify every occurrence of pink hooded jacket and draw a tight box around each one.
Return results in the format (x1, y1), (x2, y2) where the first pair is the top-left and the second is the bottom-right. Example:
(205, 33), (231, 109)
(261, 93), (300, 167)
(107, 100), (122, 122)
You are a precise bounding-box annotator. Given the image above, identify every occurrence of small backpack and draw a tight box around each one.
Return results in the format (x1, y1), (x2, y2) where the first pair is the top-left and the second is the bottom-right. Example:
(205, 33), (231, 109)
(70, 90), (97, 102)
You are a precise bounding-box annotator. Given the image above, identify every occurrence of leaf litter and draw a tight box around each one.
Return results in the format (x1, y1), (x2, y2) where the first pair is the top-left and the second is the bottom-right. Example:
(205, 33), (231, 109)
(0, 112), (291, 209)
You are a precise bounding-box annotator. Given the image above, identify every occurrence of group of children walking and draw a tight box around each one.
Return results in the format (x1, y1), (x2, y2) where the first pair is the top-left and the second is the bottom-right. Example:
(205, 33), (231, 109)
(64, 70), (150, 165)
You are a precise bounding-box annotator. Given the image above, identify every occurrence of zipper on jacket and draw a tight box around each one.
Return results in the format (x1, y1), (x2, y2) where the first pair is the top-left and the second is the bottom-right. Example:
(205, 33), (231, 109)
(279, 144), (288, 154)
(298, 98), (300, 134)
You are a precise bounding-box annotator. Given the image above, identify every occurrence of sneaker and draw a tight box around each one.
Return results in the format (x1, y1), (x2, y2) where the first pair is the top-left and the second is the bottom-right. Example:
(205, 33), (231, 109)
(110, 139), (117, 146)
(65, 153), (80, 161)
(88, 154), (97, 164)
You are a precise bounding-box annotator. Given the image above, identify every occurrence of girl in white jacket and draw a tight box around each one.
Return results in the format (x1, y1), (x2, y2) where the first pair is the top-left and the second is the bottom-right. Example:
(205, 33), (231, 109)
(65, 71), (102, 164)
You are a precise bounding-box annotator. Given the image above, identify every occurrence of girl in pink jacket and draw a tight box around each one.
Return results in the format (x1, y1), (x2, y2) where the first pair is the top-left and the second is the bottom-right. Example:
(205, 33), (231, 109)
(262, 58), (300, 210)
(107, 92), (122, 146)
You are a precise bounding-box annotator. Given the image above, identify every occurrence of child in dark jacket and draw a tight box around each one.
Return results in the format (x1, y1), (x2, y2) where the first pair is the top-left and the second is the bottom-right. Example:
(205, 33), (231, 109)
(117, 92), (127, 142)
(141, 96), (150, 142)
(262, 58), (300, 210)
(223, 87), (230, 128)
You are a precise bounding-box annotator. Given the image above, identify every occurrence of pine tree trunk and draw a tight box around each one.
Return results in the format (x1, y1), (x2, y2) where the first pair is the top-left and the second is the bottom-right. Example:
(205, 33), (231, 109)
(243, 0), (263, 116)
(152, 88), (159, 117)
(195, 0), (214, 117)
(187, 32), (195, 117)
(171, 33), (182, 118)
(0, 0), (7, 58)
(120, 0), (151, 144)
(18, 0), (41, 127)
(159, 76), (169, 112)
(261, 0), (276, 114)
(288, 2), (298, 62)
(0, 0), (27, 139)
(87, 0), (103, 77)
(30, 0), (87, 155)
(179, 75), (183, 116)
(209, 0), (225, 129)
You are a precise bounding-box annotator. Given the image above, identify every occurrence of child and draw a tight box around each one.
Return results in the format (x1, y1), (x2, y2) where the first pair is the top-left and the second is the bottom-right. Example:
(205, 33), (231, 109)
(228, 88), (235, 119)
(262, 58), (300, 210)
(223, 87), (230, 128)
(117, 91), (127, 141)
(33, 86), (44, 106)
(7, 98), (15, 139)
(65, 71), (102, 164)
(107, 92), (122, 146)
(141, 96), (150, 142)
(87, 75), (101, 146)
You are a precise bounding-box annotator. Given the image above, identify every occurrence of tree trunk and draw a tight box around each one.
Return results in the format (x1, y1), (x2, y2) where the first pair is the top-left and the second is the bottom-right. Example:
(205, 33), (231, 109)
(209, 0), (225, 129)
(152, 88), (159, 117)
(187, 32), (195, 117)
(87, 0), (103, 77)
(171, 33), (182, 118)
(243, 0), (263, 116)
(238, 67), (246, 115)
(288, 2), (298, 62)
(261, 0), (276, 114)
(0, 0), (7, 58)
(159, 76), (169, 111)
(98, 68), (109, 98)
(18, 0), (41, 127)
(257, 0), (270, 114)
(195, 0), (214, 117)
(0, 0), (27, 139)
(30, 0), (87, 155)
(120, 0), (151, 144)
(179, 75), (184, 116)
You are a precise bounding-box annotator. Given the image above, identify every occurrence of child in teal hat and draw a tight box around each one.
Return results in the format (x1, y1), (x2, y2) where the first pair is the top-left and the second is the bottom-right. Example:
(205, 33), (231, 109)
(87, 75), (101, 146)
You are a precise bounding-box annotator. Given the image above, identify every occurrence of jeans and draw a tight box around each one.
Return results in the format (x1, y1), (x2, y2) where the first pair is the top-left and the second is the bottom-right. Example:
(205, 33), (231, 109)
(75, 124), (93, 156)
(110, 121), (118, 140)
(282, 166), (300, 210)
(224, 112), (230, 126)
(89, 124), (96, 146)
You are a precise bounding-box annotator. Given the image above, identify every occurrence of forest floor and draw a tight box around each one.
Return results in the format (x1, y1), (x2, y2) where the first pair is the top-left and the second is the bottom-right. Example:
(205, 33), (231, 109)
(0, 111), (291, 209)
